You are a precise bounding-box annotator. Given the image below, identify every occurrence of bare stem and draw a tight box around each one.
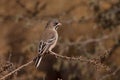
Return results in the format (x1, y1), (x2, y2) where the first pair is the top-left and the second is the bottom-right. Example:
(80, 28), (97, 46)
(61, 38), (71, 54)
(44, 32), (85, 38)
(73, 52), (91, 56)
(0, 60), (33, 80)
(0, 51), (111, 80)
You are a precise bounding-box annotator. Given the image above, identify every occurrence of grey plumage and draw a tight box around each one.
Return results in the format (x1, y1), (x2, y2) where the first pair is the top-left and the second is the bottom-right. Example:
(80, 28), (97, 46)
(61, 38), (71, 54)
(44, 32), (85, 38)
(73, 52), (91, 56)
(34, 19), (61, 68)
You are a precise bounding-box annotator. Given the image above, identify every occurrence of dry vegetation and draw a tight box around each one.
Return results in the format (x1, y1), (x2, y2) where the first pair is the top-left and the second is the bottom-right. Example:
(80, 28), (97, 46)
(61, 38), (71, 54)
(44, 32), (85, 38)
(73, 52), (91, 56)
(0, 0), (120, 80)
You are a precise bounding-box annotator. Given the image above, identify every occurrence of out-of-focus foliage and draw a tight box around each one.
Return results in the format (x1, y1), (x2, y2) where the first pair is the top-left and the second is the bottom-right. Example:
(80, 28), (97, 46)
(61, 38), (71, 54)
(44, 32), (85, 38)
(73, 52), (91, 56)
(0, 0), (120, 80)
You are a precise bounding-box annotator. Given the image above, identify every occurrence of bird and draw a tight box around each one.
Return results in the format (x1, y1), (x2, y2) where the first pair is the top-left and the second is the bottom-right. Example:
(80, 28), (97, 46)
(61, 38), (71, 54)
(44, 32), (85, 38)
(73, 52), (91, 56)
(34, 19), (62, 68)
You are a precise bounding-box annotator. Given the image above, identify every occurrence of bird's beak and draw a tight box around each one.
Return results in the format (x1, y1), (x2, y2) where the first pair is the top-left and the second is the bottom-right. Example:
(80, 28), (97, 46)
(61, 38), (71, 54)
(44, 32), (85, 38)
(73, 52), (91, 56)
(57, 22), (62, 26)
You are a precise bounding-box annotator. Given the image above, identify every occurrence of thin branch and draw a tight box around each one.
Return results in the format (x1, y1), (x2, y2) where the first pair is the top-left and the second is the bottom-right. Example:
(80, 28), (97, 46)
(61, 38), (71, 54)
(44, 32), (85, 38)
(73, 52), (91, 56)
(66, 32), (120, 46)
(0, 51), (111, 80)
(0, 60), (33, 80)
(99, 67), (120, 80)
(49, 51), (111, 71)
(16, 0), (32, 14)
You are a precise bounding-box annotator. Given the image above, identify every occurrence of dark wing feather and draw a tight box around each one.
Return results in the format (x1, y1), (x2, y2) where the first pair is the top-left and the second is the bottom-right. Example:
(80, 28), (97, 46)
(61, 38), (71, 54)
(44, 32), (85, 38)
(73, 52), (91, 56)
(35, 30), (56, 68)
(38, 32), (56, 54)
(38, 40), (47, 54)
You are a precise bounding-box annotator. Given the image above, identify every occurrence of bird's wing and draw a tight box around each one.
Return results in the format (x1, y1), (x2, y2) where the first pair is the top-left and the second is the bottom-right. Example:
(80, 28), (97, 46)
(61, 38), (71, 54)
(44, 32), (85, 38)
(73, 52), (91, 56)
(38, 40), (48, 54)
(35, 36), (56, 68)
(38, 31), (56, 54)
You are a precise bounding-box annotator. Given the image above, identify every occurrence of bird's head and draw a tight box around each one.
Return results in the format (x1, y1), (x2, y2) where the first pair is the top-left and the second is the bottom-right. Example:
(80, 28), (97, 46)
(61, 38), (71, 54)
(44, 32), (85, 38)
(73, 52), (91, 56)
(46, 19), (62, 30)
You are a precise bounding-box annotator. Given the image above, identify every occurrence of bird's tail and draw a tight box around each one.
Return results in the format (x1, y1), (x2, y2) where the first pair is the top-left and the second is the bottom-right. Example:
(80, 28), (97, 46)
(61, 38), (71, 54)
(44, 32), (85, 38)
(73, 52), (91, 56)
(34, 55), (43, 68)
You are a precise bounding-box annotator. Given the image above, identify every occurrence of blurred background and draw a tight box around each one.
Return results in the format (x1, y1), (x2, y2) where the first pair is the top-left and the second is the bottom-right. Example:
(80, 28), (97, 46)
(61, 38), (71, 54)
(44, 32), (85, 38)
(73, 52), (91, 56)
(0, 0), (120, 80)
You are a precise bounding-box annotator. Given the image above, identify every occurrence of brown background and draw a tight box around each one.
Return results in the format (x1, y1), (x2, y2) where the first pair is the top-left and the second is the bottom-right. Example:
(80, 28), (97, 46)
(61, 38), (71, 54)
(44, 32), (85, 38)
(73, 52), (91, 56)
(0, 0), (120, 80)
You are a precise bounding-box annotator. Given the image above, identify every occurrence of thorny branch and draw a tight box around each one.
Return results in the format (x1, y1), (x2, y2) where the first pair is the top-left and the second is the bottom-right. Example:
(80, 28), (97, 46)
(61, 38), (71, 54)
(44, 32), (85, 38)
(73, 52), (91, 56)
(0, 60), (33, 80)
(0, 50), (112, 80)
(49, 51), (111, 71)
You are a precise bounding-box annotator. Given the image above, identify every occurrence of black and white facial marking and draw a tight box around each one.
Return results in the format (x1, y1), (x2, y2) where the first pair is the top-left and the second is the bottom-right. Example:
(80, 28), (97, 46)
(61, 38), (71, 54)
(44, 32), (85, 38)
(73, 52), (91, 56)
(53, 21), (61, 30)
(46, 19), (61, 29)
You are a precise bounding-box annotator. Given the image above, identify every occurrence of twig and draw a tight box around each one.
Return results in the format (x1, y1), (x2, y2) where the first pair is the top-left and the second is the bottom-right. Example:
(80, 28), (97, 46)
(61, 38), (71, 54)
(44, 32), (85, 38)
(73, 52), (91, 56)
(0, 60), (33, 80)
(66, 32), (119, 46)
(0, 51), (111, 80)
(49, 51), (111, 71)
(99, 67), (120, 80)
(49, 51), (87, 62)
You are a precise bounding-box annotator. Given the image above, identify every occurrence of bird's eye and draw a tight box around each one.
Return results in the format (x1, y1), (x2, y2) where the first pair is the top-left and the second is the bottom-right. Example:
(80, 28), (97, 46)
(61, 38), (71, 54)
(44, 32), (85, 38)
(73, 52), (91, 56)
(54, 22), (58, 26)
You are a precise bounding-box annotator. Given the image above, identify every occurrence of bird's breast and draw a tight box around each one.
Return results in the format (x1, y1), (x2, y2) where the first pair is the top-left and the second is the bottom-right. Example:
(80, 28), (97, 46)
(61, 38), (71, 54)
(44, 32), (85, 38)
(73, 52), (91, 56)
(49, 31), (58, 51)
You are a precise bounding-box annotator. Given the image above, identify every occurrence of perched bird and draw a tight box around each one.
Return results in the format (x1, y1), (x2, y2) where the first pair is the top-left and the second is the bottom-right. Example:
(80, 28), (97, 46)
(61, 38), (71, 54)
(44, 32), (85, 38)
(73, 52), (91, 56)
(34, 19), (62, 68)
